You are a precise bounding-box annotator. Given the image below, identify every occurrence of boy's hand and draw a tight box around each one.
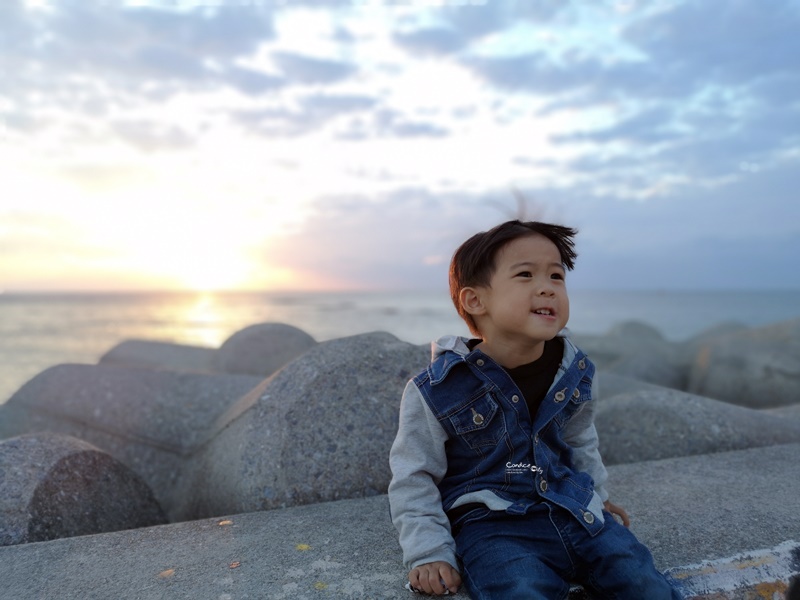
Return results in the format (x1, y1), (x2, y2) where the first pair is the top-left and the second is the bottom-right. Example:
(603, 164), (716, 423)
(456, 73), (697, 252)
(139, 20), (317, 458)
(604, 500), (630, 527)
(409, 561), (461, 595)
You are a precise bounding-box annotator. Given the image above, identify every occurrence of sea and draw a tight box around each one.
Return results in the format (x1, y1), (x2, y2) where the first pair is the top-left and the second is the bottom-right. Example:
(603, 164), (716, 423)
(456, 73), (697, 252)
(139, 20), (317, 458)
(1, 289), (799, 404)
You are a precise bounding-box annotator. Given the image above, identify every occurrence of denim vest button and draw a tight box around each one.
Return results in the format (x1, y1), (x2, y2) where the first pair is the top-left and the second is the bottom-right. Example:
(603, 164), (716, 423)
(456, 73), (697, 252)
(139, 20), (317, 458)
(582, 511), (595, 524)
(539, 479), (548, 493)
(578, 359), (586, 369)
(511, 395), (520, 403)
(476, 359), (485, 366)
(534, 433), (539, 443)
(555, 389), (566, 402)
(572, 389), (580, 399)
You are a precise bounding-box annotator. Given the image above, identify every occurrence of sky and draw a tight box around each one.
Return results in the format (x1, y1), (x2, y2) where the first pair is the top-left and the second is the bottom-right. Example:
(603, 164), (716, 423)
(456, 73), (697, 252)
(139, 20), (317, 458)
(1, 0), (798, 293)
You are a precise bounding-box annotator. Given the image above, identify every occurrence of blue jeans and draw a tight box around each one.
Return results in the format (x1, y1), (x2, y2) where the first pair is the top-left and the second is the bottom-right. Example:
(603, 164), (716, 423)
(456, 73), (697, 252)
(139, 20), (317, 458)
(453, 503), (681, 600)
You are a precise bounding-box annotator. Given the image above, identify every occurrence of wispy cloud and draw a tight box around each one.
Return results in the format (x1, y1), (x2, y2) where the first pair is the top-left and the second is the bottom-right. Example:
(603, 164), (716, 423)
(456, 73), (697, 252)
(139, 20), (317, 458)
(1, 0), (798, 291)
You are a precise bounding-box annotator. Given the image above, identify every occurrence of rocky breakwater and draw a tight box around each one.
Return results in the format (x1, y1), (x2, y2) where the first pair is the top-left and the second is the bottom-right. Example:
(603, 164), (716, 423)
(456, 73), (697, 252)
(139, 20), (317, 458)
(1, 316), (800, 596)
(0, 322), (429, 542)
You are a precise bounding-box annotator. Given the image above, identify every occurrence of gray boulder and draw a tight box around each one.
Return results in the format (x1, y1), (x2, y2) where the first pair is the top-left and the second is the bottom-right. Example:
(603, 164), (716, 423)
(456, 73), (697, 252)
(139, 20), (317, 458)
(213, 322), (317, 377)
(177, 331), (429, 521)
(595, 388), (800, 465)
(601, 344), (689, 390)
(0, 433), (166, 546)
(0, 364), (262, 520)
(764, 404), (800, 420)
(99, 339), (216, 372)
(682, 321), (749, 348)
(572, 321), (689, 390)
(595, 371), (667, 401)
(687, 318), (800, 407)
(607, 320), (666, 343)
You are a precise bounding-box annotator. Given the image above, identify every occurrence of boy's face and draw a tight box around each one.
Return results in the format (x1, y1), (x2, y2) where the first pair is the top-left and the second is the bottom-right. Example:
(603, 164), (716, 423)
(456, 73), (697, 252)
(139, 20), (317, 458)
(467, 233), (569, 351)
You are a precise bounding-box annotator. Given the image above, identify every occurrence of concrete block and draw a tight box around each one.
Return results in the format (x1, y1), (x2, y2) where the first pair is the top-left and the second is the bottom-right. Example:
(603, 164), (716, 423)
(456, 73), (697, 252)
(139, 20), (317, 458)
(596, 371), (668, 400)
(99, 339), (216, 372)
(0, 433), (166, 546)
(572, 323), (690, 390)
(0, 364), (262, 520)
(214, 322), (317, 377)
(595, 388), (800, 465)
(177, 332), (429, 521)
(688, 318), (800, 407)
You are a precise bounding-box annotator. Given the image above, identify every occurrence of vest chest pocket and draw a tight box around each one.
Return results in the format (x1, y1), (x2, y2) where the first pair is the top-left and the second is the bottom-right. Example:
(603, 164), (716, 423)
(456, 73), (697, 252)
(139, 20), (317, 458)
(448, 394), (504, 449)
(553, 378), (593, 427)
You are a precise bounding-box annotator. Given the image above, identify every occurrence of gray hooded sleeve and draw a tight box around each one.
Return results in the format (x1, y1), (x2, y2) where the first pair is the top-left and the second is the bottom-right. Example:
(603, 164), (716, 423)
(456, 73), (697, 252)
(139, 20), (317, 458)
(388, 380), (457, 571)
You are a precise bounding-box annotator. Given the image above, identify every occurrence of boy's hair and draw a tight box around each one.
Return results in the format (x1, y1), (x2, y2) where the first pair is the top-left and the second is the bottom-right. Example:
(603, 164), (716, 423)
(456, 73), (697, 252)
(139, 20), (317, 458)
(449, 220), (578, 336)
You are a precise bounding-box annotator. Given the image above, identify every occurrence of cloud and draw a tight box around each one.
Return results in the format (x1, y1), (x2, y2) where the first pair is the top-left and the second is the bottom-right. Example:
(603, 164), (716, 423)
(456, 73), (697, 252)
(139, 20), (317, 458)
(622, 1), (799, 90)
(552, 159), (800, 289)
(299, 93), (379, 117)
(553, 106), (679, 145)
(0, 2), (279, 112)
(337, 108), (450, 140)
(110, 120), (197, 153)
(259, 187), (514, 289)
(225, 65), (285, 94)
(0, 211), (105, 259)
(232, 92), (377, 138)
(393, 26), (467, 56)
(389, 1), (569, 59)
(271, 51), (356, 84)
(465, 52), (601, 94)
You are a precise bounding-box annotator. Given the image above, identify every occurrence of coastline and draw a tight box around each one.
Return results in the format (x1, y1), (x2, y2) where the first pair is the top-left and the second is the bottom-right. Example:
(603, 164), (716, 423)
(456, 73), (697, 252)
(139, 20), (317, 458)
(2, 288), (799, 405)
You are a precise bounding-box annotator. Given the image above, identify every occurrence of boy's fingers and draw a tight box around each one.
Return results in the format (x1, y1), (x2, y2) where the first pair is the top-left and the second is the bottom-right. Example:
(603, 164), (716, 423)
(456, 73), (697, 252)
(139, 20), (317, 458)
(425, 568), (446, 594)
(440, 565), (461, 592)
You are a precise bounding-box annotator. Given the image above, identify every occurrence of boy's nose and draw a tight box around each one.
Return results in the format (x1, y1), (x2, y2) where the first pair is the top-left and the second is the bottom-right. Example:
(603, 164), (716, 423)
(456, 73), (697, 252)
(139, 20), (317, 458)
(538, 284), (555, 296)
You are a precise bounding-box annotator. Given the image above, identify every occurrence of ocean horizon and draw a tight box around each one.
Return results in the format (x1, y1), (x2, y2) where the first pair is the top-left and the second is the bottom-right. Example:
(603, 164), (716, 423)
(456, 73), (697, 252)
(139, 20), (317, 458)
(2, 288), (799, 404)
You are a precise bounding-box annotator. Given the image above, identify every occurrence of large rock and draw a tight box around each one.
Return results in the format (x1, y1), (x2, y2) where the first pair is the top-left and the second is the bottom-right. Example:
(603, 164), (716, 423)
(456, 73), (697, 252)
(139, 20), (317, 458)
(177, 331), (429, 521)
(99, 339), (216, 372)
(571, 320), (667, 365)
(688, 318), (800, 407)
(595, 388), (800, 465)
(572, 321), (690, 390)
(214, 322), (318, 377)
(0, 433), (166, 546)
(595, 371), (667, 400)
(0, 364), (262, 520)
(682, 321), (749, 348)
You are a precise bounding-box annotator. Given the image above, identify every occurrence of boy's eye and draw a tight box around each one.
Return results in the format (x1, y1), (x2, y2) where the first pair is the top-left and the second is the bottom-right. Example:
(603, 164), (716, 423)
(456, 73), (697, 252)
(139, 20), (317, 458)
(551, 273), (564, 281)
(516, 271), (532, 278)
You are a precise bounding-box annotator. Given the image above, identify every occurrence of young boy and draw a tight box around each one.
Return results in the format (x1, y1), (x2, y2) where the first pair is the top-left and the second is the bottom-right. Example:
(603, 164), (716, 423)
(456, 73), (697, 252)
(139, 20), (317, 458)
(388, 220), (680, 598)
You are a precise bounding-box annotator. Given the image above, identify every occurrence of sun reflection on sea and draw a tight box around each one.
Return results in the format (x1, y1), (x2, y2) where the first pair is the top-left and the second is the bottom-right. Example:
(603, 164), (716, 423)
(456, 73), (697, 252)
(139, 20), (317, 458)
(181, 293), (230, 349)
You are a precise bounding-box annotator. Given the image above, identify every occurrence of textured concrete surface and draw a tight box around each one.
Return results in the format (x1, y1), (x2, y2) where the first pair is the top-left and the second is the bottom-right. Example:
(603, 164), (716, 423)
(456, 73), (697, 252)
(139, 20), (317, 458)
(688, 318), (800, 407)
(214, 322), (317, 377)
(572, 322), (691, 390)
(0, 364), (262, 519)
(1, 444), (797, 599)
(0, 433), (166, 546)
(595, 388), (800, 465)
(177, 332), (429, 521)
(99, 339), (217, 372)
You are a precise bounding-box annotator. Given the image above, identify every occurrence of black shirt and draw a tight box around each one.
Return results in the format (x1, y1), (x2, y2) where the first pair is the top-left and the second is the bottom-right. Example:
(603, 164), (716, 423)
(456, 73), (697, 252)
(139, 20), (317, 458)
(504, 337), (564, 421)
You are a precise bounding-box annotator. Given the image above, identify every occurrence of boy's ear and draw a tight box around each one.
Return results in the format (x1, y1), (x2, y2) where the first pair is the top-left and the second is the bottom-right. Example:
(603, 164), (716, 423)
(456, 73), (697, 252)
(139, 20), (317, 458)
(459, 287), (487, 317)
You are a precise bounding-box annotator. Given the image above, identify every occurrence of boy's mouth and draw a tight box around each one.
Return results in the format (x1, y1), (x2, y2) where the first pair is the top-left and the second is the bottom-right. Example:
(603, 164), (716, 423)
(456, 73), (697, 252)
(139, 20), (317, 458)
(532, 307), (555, 317)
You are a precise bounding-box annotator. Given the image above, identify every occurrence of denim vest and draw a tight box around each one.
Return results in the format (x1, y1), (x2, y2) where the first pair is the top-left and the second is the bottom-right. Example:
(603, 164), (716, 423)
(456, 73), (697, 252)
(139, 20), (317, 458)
(413, 338), (604, 535)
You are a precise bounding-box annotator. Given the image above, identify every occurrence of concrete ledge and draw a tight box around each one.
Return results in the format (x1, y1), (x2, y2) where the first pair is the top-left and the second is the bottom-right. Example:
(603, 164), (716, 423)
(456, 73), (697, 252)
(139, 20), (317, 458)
(1, 444), (798, 599)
